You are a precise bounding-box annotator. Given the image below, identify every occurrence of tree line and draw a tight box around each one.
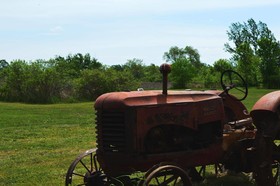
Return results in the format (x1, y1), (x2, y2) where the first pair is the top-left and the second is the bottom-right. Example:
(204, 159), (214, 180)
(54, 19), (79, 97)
(0, 18), (280, 103)
(0, 56), (161, 103)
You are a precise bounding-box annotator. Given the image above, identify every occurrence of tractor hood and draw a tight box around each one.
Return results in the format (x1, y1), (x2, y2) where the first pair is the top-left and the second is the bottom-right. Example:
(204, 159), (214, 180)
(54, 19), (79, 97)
(94, 90), (222, 109)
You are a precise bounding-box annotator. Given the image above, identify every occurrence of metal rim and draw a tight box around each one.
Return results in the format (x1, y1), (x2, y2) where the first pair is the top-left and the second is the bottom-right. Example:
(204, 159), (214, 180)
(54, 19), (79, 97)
(65, 148), (106, 186)
(142, 164), (192, 186)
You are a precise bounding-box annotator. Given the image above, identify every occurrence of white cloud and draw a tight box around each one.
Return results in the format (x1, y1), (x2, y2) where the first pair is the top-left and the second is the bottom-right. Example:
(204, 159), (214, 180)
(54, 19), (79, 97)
(45, 26), (64, 36)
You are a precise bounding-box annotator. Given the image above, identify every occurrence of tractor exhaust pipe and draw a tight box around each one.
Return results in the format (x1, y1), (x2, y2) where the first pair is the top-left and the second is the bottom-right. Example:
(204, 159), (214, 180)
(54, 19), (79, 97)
(159, 63), (171, 95)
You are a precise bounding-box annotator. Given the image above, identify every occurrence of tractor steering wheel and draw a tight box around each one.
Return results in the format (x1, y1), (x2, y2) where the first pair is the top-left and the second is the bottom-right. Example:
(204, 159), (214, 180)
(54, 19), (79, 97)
(220, 70), (248, 101)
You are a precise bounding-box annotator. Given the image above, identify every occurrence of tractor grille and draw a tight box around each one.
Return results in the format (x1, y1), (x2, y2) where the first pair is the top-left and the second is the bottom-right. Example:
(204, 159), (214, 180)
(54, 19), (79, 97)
(96, 111), (126, 153)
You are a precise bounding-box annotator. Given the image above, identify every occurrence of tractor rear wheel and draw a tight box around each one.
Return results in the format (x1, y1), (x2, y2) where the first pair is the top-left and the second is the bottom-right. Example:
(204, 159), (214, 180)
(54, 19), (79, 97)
(252, 108), (280, 186)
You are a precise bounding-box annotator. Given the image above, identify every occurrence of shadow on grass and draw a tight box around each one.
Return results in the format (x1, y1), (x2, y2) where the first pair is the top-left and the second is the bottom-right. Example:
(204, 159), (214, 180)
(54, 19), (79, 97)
(193, 172), (255, 186)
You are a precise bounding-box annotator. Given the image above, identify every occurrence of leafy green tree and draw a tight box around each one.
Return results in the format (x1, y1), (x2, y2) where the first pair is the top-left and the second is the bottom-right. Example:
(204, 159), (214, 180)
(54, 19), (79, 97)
(201, 66), (220, 89)
(163, 45), (206, 88)
(108, 69), (140, 91)
(235, 42), (258, 85)
(68, 53), (102, 70)
(0, 60), (9, 97)
(213, 59), (233, 73)
(110, 64), (124, 71)
(0, 54), (106, 103)
(0, 60), (66, 103)
(170, 58), (195, 88)
(76, 69), (108, 100)
(163, 46), (186, 63)
(76, 68), (139, 100)
(0, 59), (8, 70)
(23, 61), (65, 103)
(1, 60), (28, 101)
(43, 53), (104, 101)
(123, 58), (145, 80)
(143, 64), (161, 82)
(225, 18), (279, 87)
(257, 38), (280, 88)
(52, 53), (102, 78)
(198, 59), (235, 89)
(163, 46), (203, 68)
(184, 46), (203, 69)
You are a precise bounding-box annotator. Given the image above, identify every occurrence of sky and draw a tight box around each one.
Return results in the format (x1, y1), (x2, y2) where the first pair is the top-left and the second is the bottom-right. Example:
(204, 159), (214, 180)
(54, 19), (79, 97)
(1, 0), (280, 66)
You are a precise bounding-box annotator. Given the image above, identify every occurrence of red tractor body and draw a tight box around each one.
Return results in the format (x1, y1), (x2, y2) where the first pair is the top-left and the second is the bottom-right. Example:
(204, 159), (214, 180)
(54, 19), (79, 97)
(66, 64), (280, 186)
(95, 89), (251, 176)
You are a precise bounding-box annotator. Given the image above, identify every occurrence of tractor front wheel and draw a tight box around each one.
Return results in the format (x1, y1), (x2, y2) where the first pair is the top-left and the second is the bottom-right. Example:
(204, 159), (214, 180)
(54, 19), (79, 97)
(65, 148), (108, 186)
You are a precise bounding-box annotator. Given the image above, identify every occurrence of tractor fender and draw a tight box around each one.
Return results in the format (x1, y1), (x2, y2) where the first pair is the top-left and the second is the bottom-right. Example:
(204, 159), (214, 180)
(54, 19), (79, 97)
(250, 90), (280, 138)
(250, 91), (280, 185)
(251, 90), (280, 113)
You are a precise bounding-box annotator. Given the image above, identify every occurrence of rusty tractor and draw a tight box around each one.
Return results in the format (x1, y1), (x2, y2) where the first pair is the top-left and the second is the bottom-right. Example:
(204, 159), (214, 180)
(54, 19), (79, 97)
(65, 63), (280, 186)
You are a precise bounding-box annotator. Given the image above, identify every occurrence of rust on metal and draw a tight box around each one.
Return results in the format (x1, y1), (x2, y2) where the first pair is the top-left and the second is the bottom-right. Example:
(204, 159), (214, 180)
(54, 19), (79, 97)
(252, 90), (280, 112)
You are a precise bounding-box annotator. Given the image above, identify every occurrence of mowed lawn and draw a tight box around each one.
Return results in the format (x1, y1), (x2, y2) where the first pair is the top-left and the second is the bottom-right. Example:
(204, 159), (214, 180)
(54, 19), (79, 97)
(0, 102), (96, 185)
(0, 88), (277, 185)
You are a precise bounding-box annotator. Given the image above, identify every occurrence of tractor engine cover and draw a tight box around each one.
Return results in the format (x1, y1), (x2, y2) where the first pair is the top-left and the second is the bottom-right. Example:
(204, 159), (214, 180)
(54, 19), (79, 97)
(94, 90), (225, 175)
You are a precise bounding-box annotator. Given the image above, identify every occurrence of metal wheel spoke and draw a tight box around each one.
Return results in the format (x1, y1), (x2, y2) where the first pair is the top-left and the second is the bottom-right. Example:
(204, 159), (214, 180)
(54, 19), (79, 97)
(163, 171), (166, 182)
(198, 166), (205, 176)
(215, 163), (224, 175)
(90, 153), (93, 172)
(155, 177), (160, 185)
(79, 159), (91, 174)
(173, 176), (179, 185)
(72, 172), (86, 178)
(164, 170), (168, 182)
(159, 175), (178, 185)
(93, 154), (100, 171)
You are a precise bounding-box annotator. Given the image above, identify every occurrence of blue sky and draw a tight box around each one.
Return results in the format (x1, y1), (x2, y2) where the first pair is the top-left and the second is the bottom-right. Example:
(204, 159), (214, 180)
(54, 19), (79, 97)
(1, 0), (280, 66)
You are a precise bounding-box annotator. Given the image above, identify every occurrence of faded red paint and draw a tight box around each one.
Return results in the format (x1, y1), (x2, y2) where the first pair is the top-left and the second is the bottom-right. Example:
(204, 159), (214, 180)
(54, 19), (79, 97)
(252, 90), (280, 113)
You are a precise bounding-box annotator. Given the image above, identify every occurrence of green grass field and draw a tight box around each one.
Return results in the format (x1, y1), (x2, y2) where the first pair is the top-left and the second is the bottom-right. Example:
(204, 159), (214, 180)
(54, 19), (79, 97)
(0, 88), (277, 185)
(0, 102), (96, 185)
